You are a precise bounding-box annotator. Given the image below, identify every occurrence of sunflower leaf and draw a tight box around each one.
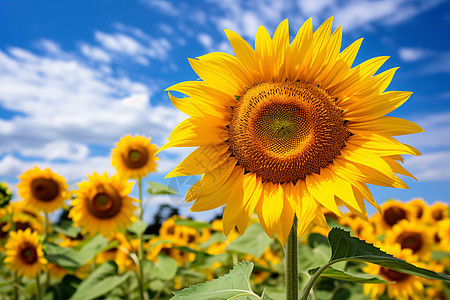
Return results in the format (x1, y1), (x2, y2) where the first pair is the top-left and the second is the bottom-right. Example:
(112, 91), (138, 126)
(174, 218), (211, 229)
(171, 261), (260, 300)
(69, 262), (131, 300)
(147, 181), (177, 195)
(226, 223), (272, 258)
(308, 266), (390, 284)
(128, 219), (147, 235)
(327, 228), (450, 281)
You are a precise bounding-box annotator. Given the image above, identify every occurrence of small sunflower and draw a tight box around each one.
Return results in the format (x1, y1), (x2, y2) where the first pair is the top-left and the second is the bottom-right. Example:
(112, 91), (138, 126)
(425, 202), (448, 223)
(384, 219), (433, 260)
(363, 244), (424, 300)
(48, 263), (69, 279)
(436, 219), (450, 249)
(4, 229), (47, 278)
(407, 198), (429, 221)
(17, 167), (69, 213)
(370, 200), (415, 234)
(159, 18), (422, 245)
(69, 172), (137, 237)
(112, 135), (159, 179)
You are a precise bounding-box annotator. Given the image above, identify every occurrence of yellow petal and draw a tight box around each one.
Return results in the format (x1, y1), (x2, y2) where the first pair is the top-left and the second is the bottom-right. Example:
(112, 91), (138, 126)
(224, 29), (258, 82)
(288, 18), (313, 81)
(190, 165), (242, 212)
(272, 19), (289, 81)
(340, 38), (363, 67)
(347, 116), (424, 136)
(166, 81), (237, 107)
(255, 25), (274, 81)
(168, 92), (232, 119)
(166, 143), (230, 178)
(185, 158), (237, 202)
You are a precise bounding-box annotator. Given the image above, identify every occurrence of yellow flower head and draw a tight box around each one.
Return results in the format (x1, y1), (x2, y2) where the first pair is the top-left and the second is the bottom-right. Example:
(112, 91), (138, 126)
(69, 172), (137, 237)
(407, 198), (429, 220)
(425, 202), (448, 224)
(17, 167), (70, 213)
(160, 18), (422, 245)
(4, 229), (47, 278)
(370, 200), (415, 234)
(384, 219), (433, 261)
(112, 135), (159, 179)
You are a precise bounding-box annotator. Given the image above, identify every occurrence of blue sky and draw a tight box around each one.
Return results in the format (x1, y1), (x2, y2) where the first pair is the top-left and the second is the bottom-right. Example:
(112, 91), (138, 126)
(1, 0), (450, 221)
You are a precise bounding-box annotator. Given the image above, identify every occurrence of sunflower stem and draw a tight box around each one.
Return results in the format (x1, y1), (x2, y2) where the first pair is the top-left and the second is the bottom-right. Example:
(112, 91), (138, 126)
(43, 212), (50, 289)
(137, 177), (146, 300)
(285, 217), (298, 300)
(13, 272), (19, 300)
(35, 274), (42, 300)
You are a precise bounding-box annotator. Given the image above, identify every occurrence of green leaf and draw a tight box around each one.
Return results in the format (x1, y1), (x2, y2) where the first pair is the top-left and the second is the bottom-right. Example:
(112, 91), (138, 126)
(328, 228), (450, 281)
(45, 235), (108, 271)
(53, 220), (81, 238)
(432, 251), (450, 261)
(147, 181), (177, 195)
(175, 219), (211, 229)
(128, 219), (147, 235)
(298, 243), (330, 272)
(308, 233), (328, 248)
(226, 223), (272, 258)
(69, 262), (131, 300)
(200, 231), (227, 250)
(148, 254), (178, 280)
(171, 261), (259, 300)
(308, 266), (390, 284)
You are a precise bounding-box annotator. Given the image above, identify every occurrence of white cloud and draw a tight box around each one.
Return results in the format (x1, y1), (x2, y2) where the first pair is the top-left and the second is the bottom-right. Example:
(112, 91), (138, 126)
(398, 47), (430, 62)
(36, 39), (63, 54)
(140, 0), (179, 16)
(93, 28), (172, 65)
(404, 151), (450, 181)
(19, 141), (89, 162)
(0, 44), (186, 180)
(0, 154), (114, 183)
(197, 33), (213, 49)
(80, 44), (111, 63)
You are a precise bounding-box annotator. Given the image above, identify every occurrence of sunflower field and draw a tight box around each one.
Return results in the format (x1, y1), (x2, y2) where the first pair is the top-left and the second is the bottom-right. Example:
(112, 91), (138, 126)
(1, 16), (450, 300)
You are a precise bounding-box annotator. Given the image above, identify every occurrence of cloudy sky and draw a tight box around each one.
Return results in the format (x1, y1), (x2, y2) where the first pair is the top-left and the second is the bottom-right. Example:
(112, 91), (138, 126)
(1, 0), (450, 220)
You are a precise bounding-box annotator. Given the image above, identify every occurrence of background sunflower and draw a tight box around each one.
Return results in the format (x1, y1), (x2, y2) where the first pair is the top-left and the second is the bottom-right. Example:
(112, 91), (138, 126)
(17, 167), (69, 213)
(69, 172), (137, 237)
(112, 135), (159, 179)
(4, 229), (47, 278)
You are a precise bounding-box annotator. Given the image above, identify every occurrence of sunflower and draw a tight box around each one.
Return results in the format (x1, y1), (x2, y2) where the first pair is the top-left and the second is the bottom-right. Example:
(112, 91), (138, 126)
(69, 172), (137, 237)
(436, 219), (450, 249)
(112, 135), (159, 179)
(407, 198), (429, 221)
(4, 229), (47, 278)
(48, 263), (69, 279)
(425, 202), (448, 223)
(17, 167), (70, 213)
(370, 200), (415, 234)
(384, 219), (433, 260)
(363, 244), (424, 300)
(159, 17), (422, 245)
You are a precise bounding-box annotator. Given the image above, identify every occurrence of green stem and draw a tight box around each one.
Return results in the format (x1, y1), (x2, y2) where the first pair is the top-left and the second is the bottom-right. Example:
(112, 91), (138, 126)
(299, 259), (344, 300)
(13, 272), (18, 300)
(137, 177), (145, 300)
(285, 217), (298, 300)
(43, 212), (50, 289)
(35, 274), (42, 300)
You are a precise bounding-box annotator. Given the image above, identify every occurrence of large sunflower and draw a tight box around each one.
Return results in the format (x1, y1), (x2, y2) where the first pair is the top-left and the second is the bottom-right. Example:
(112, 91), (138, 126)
(4, 228), (47, 278)
(69, 172), (137, 237)
(17, 167), (69, 213)
(112, 135), (159, 179)
(160, 18), (422, 245)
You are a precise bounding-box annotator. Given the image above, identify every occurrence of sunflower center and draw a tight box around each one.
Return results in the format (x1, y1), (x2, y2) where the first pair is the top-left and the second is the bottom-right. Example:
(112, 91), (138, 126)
(229, 81), (350, 183)
(86, 185), (122, 219)
(122, 146), (149, 169)
(31, 178), (60, 202)
(383, 207), (406, 227)
(397, 232), (423, 253)
(21, 244), (38, 264)
(379, 267), (409, 282)
(432, 209), (444, 221)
